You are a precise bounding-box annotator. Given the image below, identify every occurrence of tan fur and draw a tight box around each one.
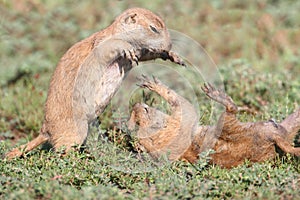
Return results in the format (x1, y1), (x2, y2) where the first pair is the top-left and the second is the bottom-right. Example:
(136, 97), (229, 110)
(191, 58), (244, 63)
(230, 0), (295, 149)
(129, 76), (198, 161)
(129, 76), (300, 168)
(5, 8), (185, 159)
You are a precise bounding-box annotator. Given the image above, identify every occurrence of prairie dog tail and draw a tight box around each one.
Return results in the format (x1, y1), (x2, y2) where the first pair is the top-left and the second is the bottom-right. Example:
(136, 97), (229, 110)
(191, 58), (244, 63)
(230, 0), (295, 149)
(5, 133), (49, 160)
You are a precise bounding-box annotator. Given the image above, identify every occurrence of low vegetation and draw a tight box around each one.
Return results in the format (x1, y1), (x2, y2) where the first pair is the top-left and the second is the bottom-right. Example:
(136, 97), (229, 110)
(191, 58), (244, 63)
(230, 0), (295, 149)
(0, 0), (299, 199)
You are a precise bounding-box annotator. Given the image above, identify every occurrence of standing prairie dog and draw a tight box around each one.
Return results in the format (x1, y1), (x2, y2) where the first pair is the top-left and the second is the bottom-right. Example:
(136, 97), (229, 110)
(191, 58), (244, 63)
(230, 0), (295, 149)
(5, 8), (185, 159)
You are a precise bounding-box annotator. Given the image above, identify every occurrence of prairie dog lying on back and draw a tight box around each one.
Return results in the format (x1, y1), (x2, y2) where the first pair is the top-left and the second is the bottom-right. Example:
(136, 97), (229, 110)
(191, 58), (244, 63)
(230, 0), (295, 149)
(129, 76), (300, 168)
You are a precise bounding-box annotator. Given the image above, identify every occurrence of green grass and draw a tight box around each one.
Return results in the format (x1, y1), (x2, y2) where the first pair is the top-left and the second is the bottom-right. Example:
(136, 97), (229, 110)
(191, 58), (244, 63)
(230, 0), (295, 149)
(0, 0), (300, 199)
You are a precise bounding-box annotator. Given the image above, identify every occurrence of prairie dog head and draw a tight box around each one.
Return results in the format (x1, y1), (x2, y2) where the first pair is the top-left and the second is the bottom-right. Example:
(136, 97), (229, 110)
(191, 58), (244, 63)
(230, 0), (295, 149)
(112, 8), (172, 53)
(127, 103), (167, 132)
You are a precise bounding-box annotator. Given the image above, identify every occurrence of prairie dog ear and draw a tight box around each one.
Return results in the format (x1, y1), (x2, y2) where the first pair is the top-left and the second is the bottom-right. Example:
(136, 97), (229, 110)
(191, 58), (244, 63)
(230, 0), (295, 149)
(124, 13), (137, 24)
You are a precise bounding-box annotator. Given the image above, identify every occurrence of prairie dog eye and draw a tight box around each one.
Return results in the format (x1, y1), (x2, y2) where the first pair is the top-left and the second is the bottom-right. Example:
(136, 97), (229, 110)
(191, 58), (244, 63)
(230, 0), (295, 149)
(143, 107), (149, 113)
(149, 25), (159, 34)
